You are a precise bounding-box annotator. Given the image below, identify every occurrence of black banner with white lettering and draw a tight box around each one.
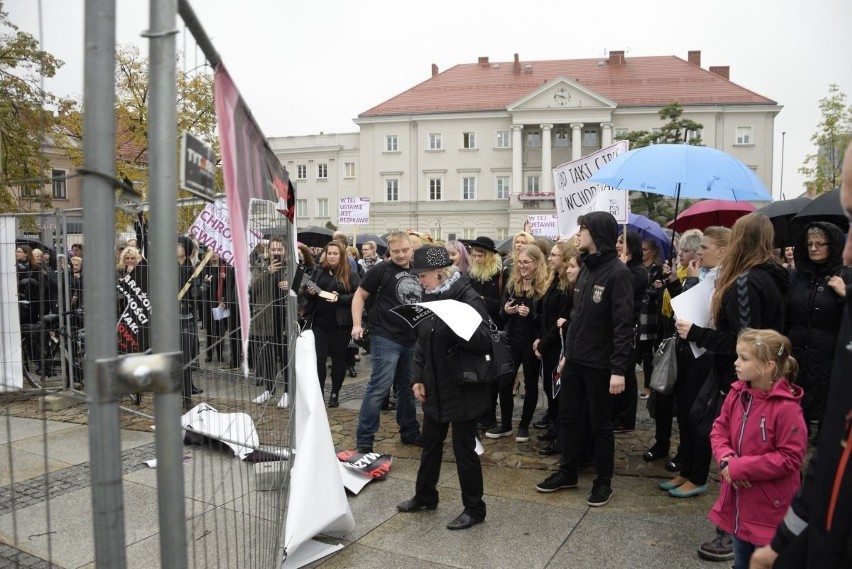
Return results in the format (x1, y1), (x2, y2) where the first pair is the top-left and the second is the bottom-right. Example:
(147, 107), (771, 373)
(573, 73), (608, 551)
(116, 262), (151, 353)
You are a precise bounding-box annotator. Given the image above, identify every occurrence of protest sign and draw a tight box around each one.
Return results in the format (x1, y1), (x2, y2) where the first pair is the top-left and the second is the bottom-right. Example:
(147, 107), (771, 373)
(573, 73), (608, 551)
(553, 141), (629, 237)
(526, 215), (559, 239)
(338, 197), (370, 225)
(189, 199), (261, 266)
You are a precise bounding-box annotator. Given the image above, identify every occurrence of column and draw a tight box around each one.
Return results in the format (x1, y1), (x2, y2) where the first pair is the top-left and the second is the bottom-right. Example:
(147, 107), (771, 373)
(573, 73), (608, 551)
(571, 122), (584, 161)
(601, 122), (613, 147)
(540, 124), (553, 194)
(511, 124), (523, 204)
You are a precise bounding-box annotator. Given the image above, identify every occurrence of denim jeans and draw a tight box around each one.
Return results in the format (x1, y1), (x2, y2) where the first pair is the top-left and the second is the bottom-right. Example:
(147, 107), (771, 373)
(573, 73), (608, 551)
(732, 534), (756, 569)
(355, 334), (420, 448)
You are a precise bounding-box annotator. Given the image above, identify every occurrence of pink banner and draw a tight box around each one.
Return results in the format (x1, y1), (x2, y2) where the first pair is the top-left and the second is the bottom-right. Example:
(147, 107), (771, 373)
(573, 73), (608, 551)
(214, 64), (295, 372)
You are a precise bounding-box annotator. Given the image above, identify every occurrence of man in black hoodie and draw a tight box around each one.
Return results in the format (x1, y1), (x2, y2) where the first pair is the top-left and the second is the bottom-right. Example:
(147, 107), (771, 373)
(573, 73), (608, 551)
(535, 211), (634, 507)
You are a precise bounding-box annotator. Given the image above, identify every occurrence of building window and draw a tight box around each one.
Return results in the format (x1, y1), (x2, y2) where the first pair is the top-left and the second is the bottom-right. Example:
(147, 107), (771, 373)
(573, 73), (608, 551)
(736, 126), (753, 145)
(461, 176), (476, 200)
(297, 164), (307, 179)
(386, 134), (398, 152)
(462, 132), (476, 149)
(526, 131), (541, 148)
(496, 176), (510, 199)
(582, 128), (598, 146)
(496, 228), (509, 240)
(526, 175), (540, 193)
(296, 199), (307, 218)
(462, 228), (476, 239)
(554, 130), (569, 147)
(496, 130), (510, 148)
(428, 133), (442, 150)
(51, 169), (67, 199)
(316, 198), (328, 217)
(386, 179), (399, 201)
(429, 177), (442, 200)
(317, 163), (328, 179)
(431, 227), (443, 241)
(614, 127), (629, 139)
(344, 162), (356, 178)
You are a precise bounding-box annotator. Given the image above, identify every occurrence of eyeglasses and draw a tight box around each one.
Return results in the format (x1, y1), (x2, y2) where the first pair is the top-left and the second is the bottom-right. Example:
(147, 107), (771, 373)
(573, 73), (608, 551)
(516, 259), (534, 266)
(807, 242), (829, 249)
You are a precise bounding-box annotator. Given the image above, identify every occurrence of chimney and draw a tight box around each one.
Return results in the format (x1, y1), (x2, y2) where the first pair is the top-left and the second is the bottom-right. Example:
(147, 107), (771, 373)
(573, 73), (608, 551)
(513, 53), (521, 74)
(431, 63), (438, 77)
(608, 50), (625, 65)
(687, 50), (701, 67)
(709, 65), (730, 80)
(478, 56), (489, 67)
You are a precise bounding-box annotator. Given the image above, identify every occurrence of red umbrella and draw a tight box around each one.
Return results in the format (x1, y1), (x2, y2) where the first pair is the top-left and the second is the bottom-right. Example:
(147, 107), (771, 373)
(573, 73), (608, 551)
(666, 199), (757, 232)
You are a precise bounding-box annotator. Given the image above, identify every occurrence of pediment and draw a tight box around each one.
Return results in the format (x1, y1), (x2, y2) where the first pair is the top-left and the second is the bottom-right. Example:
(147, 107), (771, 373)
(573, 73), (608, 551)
(507, 77), (617, 112)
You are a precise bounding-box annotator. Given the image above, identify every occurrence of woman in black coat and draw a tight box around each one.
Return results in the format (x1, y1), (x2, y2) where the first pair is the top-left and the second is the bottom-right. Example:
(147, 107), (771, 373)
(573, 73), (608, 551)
(303, 240), (360, 407)
(397, 246), (492, 530)
(785, 221), (851, 432)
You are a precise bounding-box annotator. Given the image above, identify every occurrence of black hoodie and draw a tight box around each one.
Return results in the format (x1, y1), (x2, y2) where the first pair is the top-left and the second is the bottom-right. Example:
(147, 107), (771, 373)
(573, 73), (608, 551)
(564, 211), (635, 376)
(687, 260), (790, 391)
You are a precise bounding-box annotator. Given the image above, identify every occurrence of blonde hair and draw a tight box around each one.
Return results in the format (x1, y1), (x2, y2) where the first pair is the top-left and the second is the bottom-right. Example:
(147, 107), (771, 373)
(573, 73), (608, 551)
(507, 244), (550, 298)
(469, 248), (503, 283)
(117, 246), (142, 271)
(552, 240), (578, 291)
(737, 328), (798, 384)
(511, 231), (535, 261)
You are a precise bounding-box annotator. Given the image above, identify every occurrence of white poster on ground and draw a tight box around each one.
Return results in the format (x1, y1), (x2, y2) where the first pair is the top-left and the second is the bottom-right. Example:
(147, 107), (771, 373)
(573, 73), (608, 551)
(553, 141), (629, 238)
(337, 197), (370, 225)
(283, 330), (354, 567)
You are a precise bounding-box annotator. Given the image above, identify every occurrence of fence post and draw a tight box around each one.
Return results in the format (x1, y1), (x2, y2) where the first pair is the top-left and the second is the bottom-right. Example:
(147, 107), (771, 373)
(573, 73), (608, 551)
(81, 0), (127, 567)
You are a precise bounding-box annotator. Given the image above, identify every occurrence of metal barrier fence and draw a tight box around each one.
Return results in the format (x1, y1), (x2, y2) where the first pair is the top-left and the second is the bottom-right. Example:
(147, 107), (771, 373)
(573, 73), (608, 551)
(1, 204), (297, 567)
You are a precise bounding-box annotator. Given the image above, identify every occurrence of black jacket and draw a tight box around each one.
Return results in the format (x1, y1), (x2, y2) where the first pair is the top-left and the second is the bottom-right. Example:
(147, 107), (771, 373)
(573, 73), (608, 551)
(687, 261), (789, 390)
(303, 265), (361, 328)
(772, 285), (852, 568)
(468, 266), (508, 326)
(536, 277), (572, 357)
(785, 222), (852, 419)
(412, 275), (492, 423)
(564, 211), (635, 375)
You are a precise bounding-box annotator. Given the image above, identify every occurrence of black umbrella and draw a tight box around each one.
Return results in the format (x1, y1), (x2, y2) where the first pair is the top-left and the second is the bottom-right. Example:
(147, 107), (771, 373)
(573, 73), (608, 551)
(258, 225), (293, 238)
(789, 189), (849, 245)
(296, 225), (334, 248)
(756, 197), (813, 248)
(354, 234), (388, 255)
(496, 235), (554, 253)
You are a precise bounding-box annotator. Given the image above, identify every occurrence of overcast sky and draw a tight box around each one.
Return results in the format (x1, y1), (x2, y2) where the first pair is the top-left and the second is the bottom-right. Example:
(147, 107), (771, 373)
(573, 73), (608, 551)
(7, 0), (852, 199)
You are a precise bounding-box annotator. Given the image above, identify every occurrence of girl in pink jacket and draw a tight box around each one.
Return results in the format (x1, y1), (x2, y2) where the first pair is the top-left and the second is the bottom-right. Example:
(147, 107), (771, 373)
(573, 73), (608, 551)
(709, 328), (807, 569)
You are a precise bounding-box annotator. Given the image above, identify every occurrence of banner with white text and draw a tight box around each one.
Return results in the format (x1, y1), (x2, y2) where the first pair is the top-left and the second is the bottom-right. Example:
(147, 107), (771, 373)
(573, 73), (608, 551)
(553, 141), (629, 237)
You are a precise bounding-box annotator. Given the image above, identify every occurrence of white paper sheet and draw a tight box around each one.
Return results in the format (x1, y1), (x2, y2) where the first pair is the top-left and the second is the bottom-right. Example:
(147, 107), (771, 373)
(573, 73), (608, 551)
(391, 299), (482, 341)
(212, 306), (230, 320)
(670, 272), (717, 359)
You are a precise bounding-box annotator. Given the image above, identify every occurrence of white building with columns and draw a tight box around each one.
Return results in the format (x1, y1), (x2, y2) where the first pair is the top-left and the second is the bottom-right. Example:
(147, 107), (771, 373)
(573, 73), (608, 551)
(270, 50), (781, 241)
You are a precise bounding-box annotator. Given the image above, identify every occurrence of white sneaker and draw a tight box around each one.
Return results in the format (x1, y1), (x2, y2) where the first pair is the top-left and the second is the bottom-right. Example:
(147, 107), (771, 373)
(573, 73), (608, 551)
(277, 393), (289, 409)
(253, 390), (272, 404)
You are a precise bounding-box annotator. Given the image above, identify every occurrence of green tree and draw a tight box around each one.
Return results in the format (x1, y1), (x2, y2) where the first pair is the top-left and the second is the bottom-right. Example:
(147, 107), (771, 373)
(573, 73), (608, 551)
(58, 45), (218, 232)
(615, 102), (701, 225)
(0, 0), (63, 214)
(799, 84), (852, 195)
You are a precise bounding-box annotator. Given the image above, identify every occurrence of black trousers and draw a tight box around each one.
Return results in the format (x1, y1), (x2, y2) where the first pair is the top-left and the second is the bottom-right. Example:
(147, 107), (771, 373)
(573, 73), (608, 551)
(676, 350), (713, 485)
(252, 332), (287, 393)
(414, 414), (485, 519)
(313, 325), (350, 396)
(611, 345), (638, 429)
(558, 361), (615, 484)
(179, 316), (198, 408)
(495, 342), (540, 429)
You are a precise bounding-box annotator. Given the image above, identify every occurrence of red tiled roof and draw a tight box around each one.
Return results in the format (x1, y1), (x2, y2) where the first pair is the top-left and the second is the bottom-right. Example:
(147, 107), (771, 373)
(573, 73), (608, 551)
(360, 55), (776, 118)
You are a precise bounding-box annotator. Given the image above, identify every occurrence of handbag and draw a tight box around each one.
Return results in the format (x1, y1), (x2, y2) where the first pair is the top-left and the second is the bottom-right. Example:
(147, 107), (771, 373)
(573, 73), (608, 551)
(649, 335), (678, 395)
(447, 318), (515, 385)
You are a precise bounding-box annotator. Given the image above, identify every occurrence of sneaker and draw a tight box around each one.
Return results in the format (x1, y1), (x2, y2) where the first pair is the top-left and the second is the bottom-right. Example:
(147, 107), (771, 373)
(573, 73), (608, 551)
(515, 427), (530, 442)
(485, 425), (513, 439)
(535, 470), (578, 493)
(697, 530), (734, 561)
(277, 393), (289, 409)
(587, 482), (613, 507)
(477, 419), (497, 431)
(253, 390), (272, 404)
(532, 415), (552, 429)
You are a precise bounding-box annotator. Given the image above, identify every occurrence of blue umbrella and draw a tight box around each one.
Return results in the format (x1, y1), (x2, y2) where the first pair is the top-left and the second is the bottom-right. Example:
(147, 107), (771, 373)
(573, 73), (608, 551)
(590, 144), (772, 257)
(626, 213), (671, 260)
(590, 144), (771, 201)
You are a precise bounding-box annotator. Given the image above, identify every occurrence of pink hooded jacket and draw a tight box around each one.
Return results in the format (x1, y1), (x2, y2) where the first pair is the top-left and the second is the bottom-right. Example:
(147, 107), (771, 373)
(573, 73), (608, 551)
(709, 378), (807, 546)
